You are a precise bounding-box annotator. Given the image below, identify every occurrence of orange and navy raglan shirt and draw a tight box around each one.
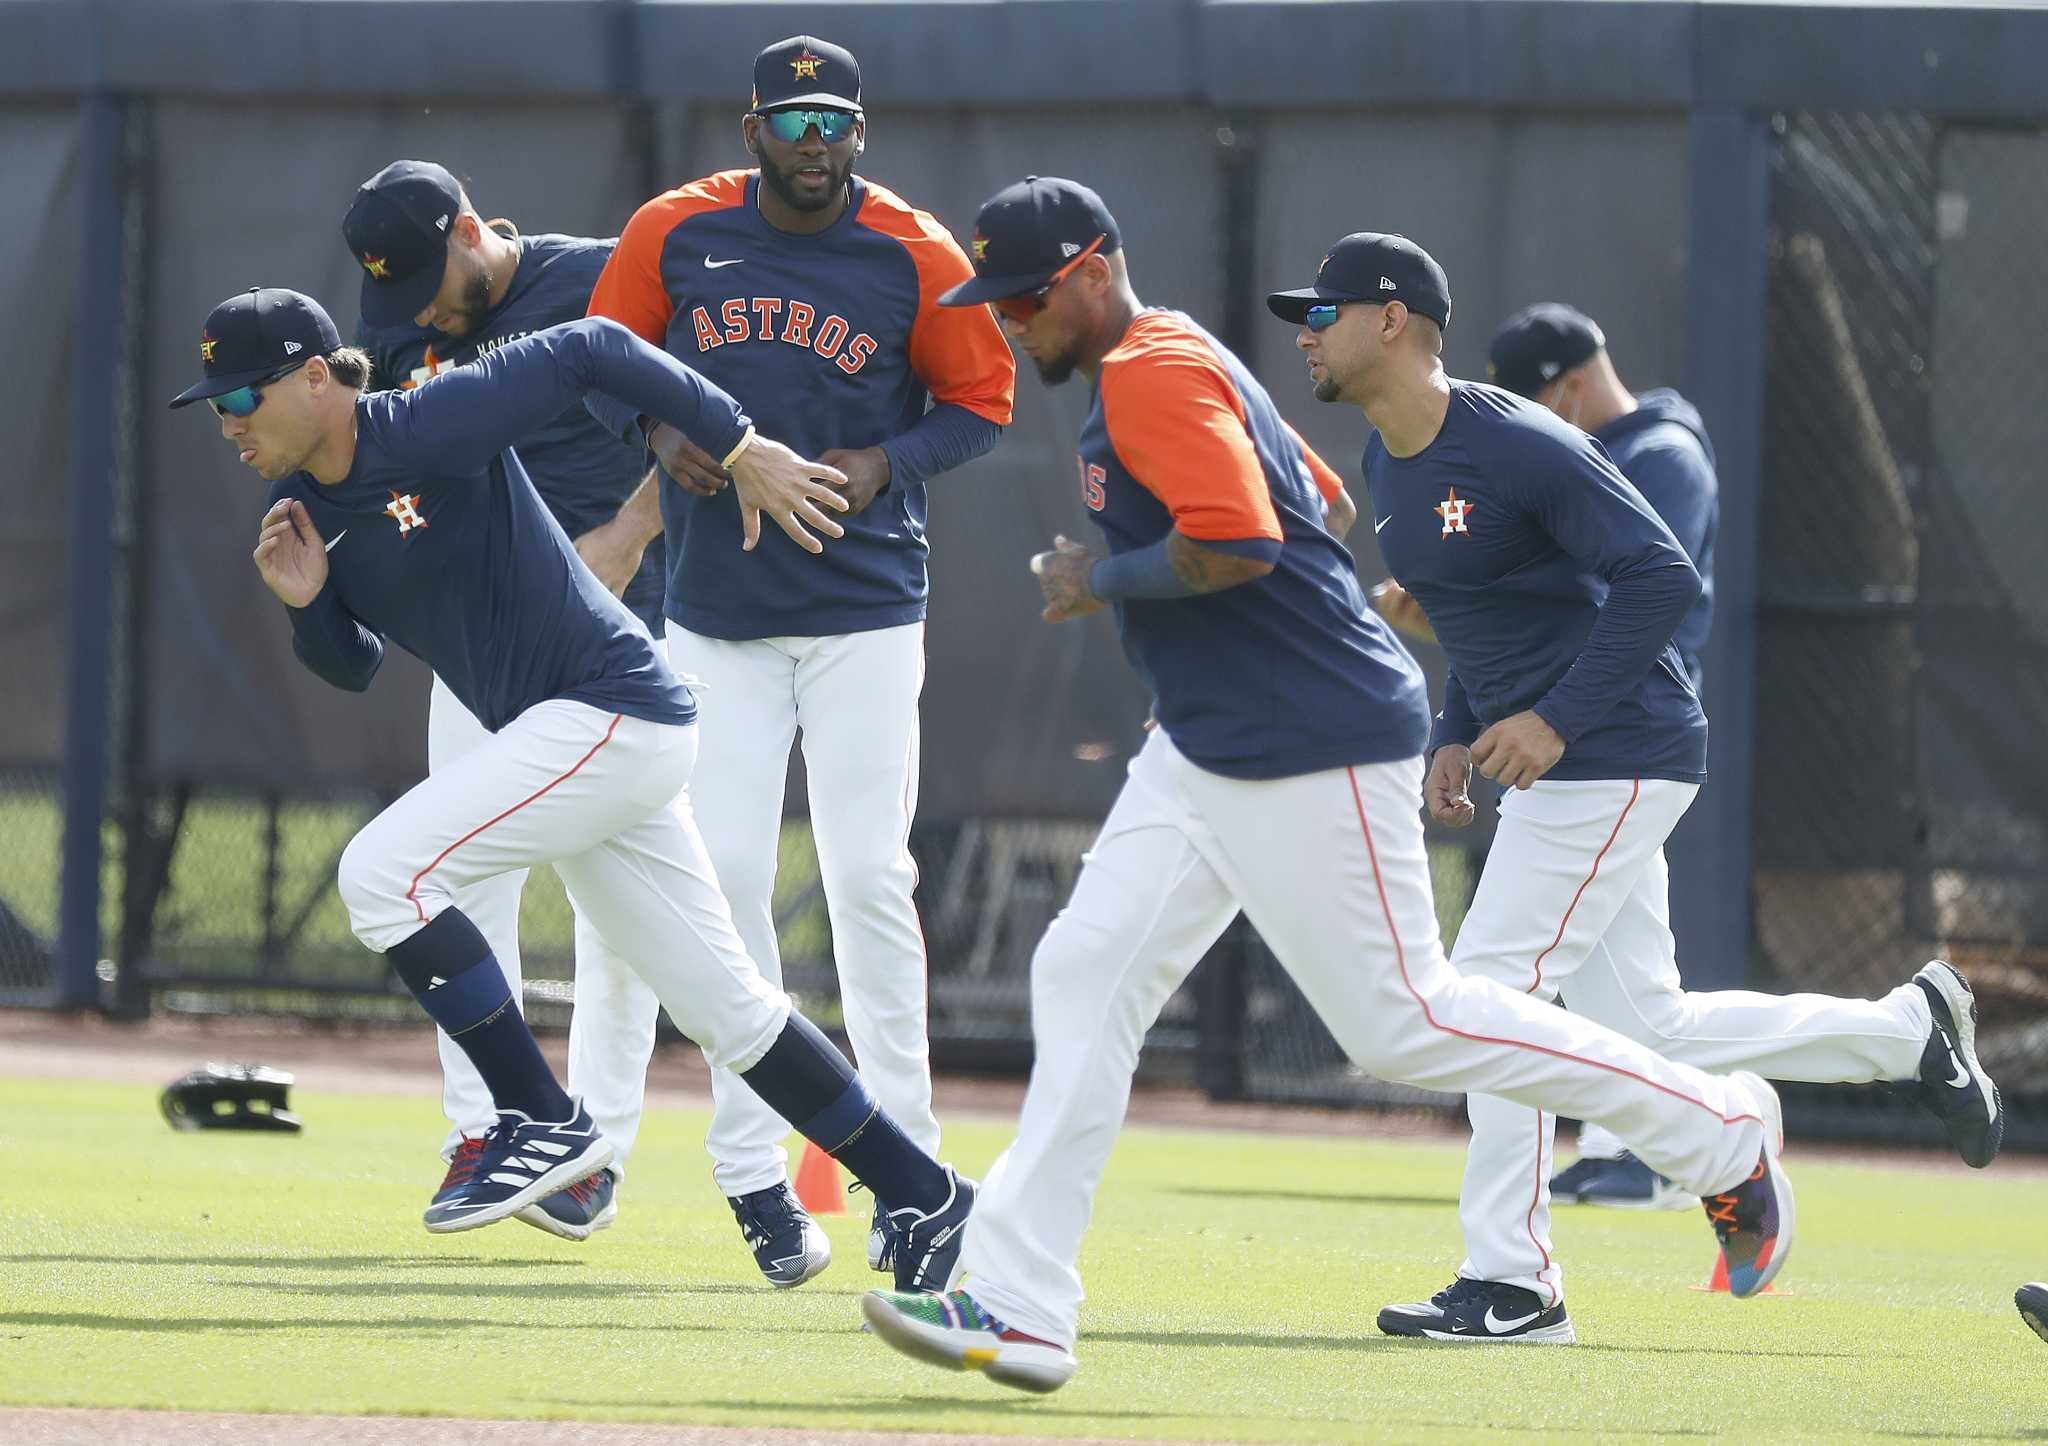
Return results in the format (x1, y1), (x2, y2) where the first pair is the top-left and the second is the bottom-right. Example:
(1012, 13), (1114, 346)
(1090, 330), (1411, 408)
(586, 171), (1015, 640)
(1080, 310), (1430, 779)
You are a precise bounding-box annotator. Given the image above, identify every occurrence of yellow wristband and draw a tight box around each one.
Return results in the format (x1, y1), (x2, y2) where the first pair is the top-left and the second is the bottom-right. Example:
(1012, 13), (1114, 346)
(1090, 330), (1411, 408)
(721, 426), (757, 471)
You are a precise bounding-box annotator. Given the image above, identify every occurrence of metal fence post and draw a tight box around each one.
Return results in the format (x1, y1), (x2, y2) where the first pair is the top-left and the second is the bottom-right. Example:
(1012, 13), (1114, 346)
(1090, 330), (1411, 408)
(1670, 106), (1772, 991)
(54, 61), (127, 1009)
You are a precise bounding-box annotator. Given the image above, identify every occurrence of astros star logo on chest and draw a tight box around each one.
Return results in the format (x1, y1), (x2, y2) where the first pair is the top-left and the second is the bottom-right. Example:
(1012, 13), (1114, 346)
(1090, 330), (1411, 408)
(385, 491), (428, 536)
(1436, 487), (1477, 538)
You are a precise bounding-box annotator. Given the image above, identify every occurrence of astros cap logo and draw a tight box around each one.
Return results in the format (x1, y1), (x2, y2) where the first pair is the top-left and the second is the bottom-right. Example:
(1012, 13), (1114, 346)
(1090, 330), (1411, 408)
(790, 48), (824, 79)
(199, 331), (217, 364)
(971, 233), (989, 262)
(360, 253), (391, 280)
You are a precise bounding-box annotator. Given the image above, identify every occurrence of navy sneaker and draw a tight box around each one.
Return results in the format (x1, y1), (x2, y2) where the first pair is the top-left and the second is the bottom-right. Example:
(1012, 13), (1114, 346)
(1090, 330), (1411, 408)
(1701, 1072), (1794, 1299)
(850, 1181), (899, 1274)
(868, 1199), (898, 1274)
(516, 1166), (618, 1242)
(1377, 1277), (1575, 1344)
(1552, 1152), (1697, 1211)
(1911, 961), (2003, 1169)
(422, 1102), (613, 1234)
(2016, 1284), (2048, 1344)
(727, 1182), (831, 1288)
(888, 1166), (976, 1293)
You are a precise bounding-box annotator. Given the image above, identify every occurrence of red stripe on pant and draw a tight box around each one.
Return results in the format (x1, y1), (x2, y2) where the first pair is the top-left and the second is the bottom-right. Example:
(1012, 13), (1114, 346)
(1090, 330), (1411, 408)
(405, 712), (626, 924)
(1527, 777), (1641, 995)
(1341, 766), (1758, 1130)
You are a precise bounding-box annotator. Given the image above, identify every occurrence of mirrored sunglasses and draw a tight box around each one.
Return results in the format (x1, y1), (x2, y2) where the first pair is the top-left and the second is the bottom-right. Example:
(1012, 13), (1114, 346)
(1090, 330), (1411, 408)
(208, 361), (307, 419)
(758, 108), (858, 144)
(1305, 303), (1343, 331)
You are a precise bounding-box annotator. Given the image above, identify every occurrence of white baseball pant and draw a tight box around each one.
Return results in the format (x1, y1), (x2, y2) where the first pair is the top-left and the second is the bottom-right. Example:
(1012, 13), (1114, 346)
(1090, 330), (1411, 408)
(338, 700), (791, 1106)
(958, 731), (1772, 1353)
(427, 676), (662, 1175)
(1451, 776), (1929, 1304)
(666, 621), (940, 1197)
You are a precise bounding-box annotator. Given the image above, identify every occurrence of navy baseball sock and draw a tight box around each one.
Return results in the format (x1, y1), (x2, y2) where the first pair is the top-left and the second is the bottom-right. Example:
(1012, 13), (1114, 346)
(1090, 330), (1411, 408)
(740, 1012), (949, 1212)
(387, 908), (572, 1122)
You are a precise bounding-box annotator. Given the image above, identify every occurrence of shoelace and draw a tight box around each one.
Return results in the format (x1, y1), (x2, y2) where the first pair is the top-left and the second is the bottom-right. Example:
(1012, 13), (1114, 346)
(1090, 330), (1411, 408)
(439, 1136), (486, 1192)
(562, 1172), (607, 1207)
(731, 1190), (794, 1251)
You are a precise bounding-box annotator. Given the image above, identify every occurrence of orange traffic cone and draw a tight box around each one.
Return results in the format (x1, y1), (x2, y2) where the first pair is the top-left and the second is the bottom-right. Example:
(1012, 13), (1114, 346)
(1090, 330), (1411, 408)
(1689, 1253), (1788, 1295)
(793, 1140), (846, 1215)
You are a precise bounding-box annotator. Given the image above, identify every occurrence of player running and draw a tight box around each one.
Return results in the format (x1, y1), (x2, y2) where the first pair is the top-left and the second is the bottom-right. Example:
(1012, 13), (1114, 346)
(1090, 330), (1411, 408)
(861, 179), (1794, 1394)
(169, 286), (973, 1293)
(582, 35), (1015, 1287)
(345, 157), (665, 1244)
(1276, 233), (2000, 1343)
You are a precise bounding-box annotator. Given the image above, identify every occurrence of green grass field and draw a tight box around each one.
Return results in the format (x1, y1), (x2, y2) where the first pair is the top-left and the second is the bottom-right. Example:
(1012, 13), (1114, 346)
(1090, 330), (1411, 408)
(3, 1079), (2041, 1442)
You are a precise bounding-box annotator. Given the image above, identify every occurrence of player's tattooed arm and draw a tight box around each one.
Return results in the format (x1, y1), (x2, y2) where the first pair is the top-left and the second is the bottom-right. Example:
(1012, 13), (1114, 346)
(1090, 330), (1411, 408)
(1164, 531), (1275, 593)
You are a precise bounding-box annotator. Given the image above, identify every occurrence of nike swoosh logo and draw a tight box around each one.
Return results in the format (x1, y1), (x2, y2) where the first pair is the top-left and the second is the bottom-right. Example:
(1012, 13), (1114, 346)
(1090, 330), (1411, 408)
(1946, 1048), (1971, 1089)
(704, 257), (745, 269)
(324, 528), (348, 552)
(1484, 1307), (1541, 1334)
(1375, 515), (1392, 534)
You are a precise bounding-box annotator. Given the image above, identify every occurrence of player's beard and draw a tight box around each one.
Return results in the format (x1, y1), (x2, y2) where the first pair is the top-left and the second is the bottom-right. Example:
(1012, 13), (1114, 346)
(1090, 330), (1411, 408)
(1313, 373), (1344, 404)
(758, 148), (854, 214)
(1033, 351), (1081, 387)
(435, 267), (496, 338)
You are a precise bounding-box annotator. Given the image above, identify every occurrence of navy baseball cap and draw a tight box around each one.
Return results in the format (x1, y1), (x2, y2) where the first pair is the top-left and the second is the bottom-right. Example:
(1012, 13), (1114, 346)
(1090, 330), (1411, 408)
(168, 288), (342, 409)
(343, 159), (463, 328)
(1488, 303), (1607, 397)
(1267, 232), (1452, 330)
(938, 176), (1122, 307)
(752, 35), (862, 113)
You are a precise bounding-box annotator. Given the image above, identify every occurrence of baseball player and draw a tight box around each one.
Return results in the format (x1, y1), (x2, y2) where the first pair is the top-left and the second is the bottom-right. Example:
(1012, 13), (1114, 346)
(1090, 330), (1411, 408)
(346, 158), (664, 1242)
(583, 35), (1015, 1286)
(861, 178), (1792, 1394)
(1372, 301), (1724, 1207)
(169, 287), (975, 1295)
(1275, 233), (2000, 1344)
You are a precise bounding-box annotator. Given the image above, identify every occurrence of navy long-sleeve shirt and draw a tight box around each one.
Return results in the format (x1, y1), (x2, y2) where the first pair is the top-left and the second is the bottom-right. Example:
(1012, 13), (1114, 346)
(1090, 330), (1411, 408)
(356, 231), (669, 633)
(1364, 381), (1707, 784)
(1593, 389), (1719, 688)
(272, 317), (750, 730)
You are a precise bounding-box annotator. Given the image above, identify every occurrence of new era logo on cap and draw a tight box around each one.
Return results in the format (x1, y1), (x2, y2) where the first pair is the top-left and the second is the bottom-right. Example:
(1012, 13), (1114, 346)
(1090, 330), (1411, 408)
(1266, 232), (1453, 330)
(283, 341), (303, 355)
(1061, 242), (1083, 258)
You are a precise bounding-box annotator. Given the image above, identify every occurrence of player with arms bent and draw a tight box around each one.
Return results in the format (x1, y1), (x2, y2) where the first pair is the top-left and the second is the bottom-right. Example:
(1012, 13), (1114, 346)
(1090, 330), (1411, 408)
(584, 35), (1015, 1286)
(170, 287), (972, 1292)
(861, 179), (1793, 1393)
(1279, 234), (2000, 1342)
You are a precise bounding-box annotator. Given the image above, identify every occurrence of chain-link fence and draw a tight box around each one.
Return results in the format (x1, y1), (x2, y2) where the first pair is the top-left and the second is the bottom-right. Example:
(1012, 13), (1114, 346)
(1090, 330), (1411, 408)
(1755, 111), (2048, 1145)
(0, 768), (65, 1004)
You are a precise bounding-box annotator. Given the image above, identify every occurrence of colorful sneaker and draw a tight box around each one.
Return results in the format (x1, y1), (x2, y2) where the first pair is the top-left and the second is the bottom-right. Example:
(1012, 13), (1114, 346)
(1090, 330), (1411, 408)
(727, 1182), (831, 1288)
(516, 1166), (619, 1242)
(888, 1166), (975, 1293)
(1376, 1277), (1576, 1344)
(422, 1102), (612, 1234)
(2016, 1284), (2048, 1344)
(1554, 1152), (1697, 1211)
(1911, 961), (2003, 1168)
(1702, 1072), (1794, 1300)
(862, 1288), (1076, 1393)
(425, 1135), (488, 1227)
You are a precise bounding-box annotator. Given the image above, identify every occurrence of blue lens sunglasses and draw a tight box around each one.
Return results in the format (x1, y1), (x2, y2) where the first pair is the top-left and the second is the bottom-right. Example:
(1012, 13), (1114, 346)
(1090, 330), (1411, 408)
(209, 359), (309, 419)
(757, 108), (858, 144)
